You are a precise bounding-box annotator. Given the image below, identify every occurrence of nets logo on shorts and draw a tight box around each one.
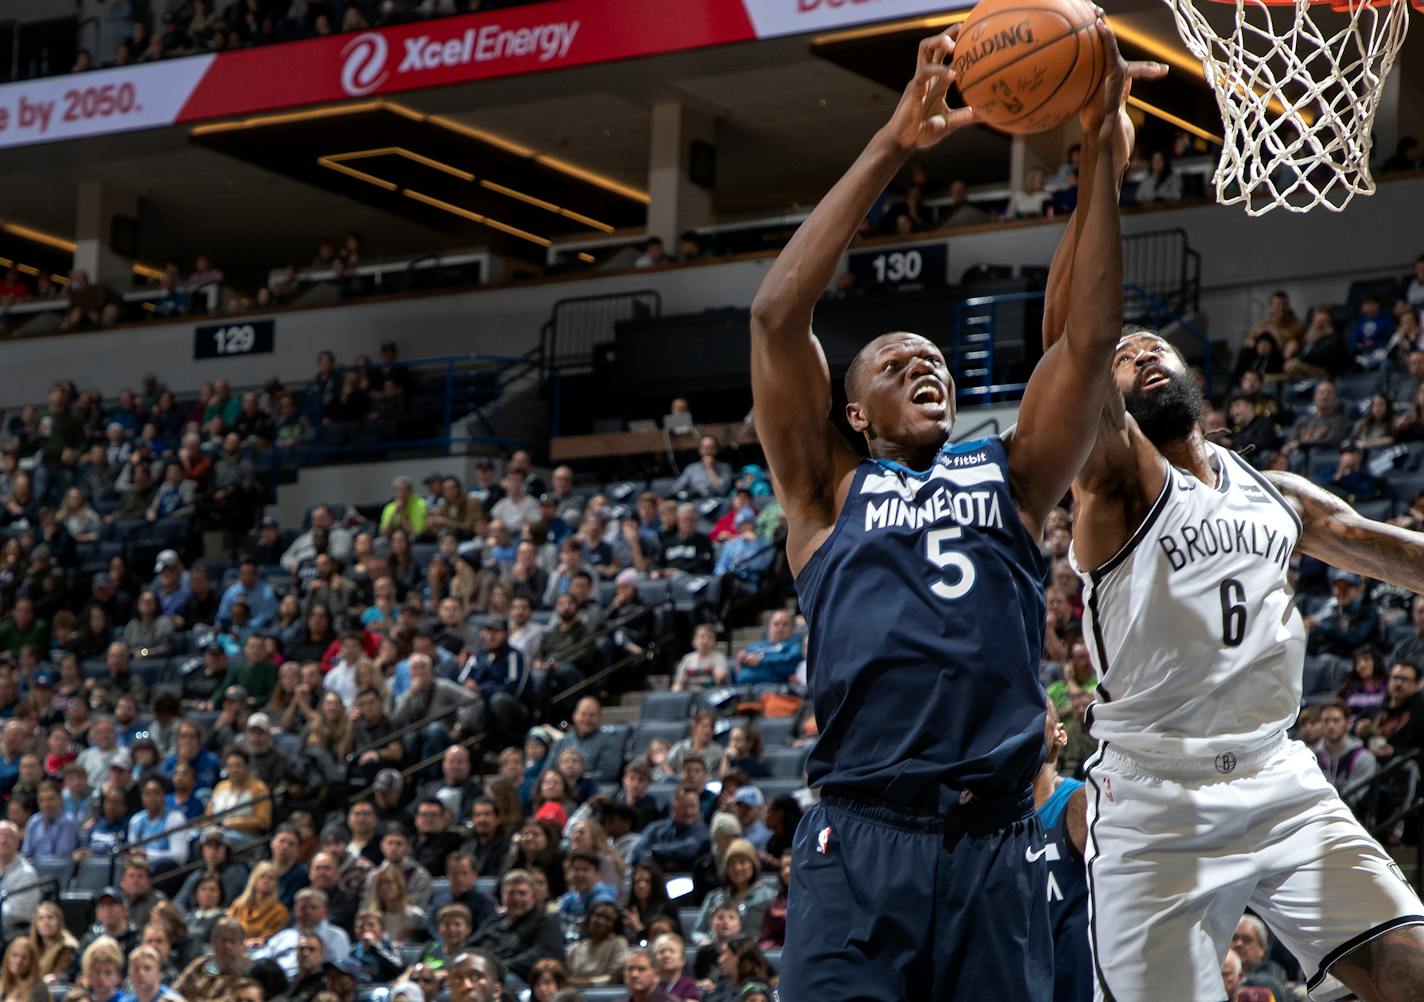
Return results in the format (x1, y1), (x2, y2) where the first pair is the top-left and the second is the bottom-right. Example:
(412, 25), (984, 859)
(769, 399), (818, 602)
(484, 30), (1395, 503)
(1215, 753), (1238, 774)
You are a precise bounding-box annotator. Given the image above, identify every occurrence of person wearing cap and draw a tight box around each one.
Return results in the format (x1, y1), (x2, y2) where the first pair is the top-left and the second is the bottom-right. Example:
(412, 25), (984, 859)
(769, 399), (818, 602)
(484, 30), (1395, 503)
(457, 617), (536, 752)
(323, 955), (368, 1002)
(239, 712), (290, 790)
(370, 769), (407, 826)
(217, 560), (280, 631)
(728, 786), (771, 852)
(690, 839), (775, 950)
(248, 516), (286, 568)
(1305, 569), (1380, 658)
(380, 477), (428, 539)
(74, 887), (137, 970)
(150, 551), (190, 619)
(420, 472), (444, 510)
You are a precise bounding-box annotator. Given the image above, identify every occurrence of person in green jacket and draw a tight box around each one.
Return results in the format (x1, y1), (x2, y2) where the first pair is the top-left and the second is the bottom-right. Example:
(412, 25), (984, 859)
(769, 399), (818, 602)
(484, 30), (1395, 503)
(219, 634), (279, 707)
(0, 597), (48, 657)
(380, 476), (427, 538)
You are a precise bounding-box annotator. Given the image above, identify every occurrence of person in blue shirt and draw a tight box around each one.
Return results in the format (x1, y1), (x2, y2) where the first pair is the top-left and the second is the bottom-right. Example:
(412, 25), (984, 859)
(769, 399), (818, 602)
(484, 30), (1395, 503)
(151, 551), (191, 619)
(164, 762), (204, 822)
(1351, 294), (1396, 365)
(159, 721), (220, 794)
(215, 560), (279, 629)
(734, 611), (802, 687)
(126, 778), (188, 870)
(22, 779), (78, 858)
(632, 787), (711, 872)
(555, 851), (619, 941)
(61, 763), (95, 826)
(713, 513), (774, 586)
(80, 786), (130, 856)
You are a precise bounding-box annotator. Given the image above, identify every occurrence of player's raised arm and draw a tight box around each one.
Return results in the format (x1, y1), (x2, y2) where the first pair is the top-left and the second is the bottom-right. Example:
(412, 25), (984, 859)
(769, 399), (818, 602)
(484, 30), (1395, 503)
(1007, 22), (1156, 533)
(1267, 470), (1424, 593)
(750, 32), (977, 565)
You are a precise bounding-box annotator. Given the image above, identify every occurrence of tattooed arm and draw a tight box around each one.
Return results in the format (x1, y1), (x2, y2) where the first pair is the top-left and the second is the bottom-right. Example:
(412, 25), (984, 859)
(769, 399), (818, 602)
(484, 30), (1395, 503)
(1267, 471), (1424, 594)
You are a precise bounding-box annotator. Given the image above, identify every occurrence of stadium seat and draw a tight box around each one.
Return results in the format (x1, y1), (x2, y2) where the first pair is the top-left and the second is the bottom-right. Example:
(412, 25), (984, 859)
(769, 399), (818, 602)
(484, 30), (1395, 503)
(31, 857), (74, 892)
(757, 778), (803, 802)
(582, 989), (626, 1002)
(400, 943), (423, 967)
(76, 856), (117, 892)
(58, 890), (93, 937)
(678, 907), (701, 935)
(647, 782), (680, 812)
(756, 716), (797, 746)
(476, 876), (498, 900)
(764, 948), (782, 972)
(629, 720), (689, 756)
(430, 878), (450, 902)
(639, 691), (693, 721)
(762, 747), (808, 779)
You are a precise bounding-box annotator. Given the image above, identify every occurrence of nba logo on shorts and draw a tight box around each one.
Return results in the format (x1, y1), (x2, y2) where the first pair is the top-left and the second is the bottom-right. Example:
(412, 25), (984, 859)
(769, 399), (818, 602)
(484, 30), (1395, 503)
(816, 826), (832, 854)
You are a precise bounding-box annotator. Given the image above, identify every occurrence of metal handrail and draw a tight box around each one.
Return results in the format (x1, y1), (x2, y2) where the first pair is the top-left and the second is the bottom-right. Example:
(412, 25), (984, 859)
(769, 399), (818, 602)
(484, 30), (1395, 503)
(1340, 747), (1424, 892)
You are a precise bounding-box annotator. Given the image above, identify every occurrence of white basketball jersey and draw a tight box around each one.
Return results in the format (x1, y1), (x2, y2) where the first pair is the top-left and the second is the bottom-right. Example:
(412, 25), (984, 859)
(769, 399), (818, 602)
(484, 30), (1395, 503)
(1071, 443), (1307, 757)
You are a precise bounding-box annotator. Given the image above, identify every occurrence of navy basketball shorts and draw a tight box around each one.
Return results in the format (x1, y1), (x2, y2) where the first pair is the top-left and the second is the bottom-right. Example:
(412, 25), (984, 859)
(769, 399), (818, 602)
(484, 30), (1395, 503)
(779, 789), (1053, 1001)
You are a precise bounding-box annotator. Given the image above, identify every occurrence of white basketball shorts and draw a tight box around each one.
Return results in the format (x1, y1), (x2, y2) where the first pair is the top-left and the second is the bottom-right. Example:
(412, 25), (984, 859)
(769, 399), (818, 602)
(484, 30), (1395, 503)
(1083, 734), (1424, 1001)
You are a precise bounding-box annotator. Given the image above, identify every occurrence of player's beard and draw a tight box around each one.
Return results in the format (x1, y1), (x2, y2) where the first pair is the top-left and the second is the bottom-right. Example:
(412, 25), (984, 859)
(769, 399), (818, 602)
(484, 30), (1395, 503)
(1123, 369), (1205, 447)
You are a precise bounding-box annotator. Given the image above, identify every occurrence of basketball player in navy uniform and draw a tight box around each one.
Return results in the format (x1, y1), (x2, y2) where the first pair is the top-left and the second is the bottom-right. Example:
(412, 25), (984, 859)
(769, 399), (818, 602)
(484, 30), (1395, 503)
(1044, 254), (1424, 997)
(750, 22), (1163, 1001)
(1035, 699), (1091, 1002)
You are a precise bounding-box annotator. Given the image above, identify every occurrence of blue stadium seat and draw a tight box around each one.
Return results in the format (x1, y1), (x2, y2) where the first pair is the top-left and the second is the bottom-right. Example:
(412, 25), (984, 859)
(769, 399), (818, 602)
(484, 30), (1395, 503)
(475, 876), (498, 900)
(757, 778), (803, 802)
(629, 720), (689, 756)
(764, 948), (782, 972)
(31, 857), (73, 891)
(400, 943), (423, 967)
(582, 989), (626, 1002)
(130, 657), (168, 687)
(639, 691), (693, 721)
(678, 907), (701, 936)
(647, 782), (680, 812)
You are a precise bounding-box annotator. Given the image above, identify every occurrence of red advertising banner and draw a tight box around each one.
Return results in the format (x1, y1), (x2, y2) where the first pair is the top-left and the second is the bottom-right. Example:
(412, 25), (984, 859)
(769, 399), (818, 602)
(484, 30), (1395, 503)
(0, 0), (968, 150)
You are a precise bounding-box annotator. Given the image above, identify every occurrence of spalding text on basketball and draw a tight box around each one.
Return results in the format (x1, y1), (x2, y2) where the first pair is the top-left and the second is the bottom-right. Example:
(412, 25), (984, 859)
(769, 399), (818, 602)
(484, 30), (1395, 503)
(953, 21), (1037, 77)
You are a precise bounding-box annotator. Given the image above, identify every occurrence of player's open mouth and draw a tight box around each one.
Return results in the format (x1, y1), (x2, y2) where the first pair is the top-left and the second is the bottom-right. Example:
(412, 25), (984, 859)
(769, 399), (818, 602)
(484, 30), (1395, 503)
(1140, 368), (1172, 391)
(911, 380), (947, 416)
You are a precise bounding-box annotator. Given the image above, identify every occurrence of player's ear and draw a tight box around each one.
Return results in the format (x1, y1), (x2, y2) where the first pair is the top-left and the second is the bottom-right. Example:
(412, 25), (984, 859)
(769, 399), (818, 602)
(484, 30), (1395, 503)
(845, 400), (868, 433)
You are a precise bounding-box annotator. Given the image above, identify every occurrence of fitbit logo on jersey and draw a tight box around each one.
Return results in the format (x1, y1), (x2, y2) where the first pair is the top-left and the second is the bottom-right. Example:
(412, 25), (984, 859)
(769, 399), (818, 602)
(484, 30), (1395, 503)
(340, 21), (581, 96)
(953, 21), (1036, 76)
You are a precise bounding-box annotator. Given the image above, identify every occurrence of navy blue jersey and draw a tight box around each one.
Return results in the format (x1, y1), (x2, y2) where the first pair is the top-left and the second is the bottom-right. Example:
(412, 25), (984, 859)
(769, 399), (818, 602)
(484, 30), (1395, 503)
(795, 436), (1048, 807)
(1037, 778), (1090, 1002)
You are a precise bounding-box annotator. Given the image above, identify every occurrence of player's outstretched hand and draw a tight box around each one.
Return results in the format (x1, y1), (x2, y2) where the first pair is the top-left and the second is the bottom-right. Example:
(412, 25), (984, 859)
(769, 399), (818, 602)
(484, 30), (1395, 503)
(883, 29), (980, 153)
(1080, 13), (1168, 139)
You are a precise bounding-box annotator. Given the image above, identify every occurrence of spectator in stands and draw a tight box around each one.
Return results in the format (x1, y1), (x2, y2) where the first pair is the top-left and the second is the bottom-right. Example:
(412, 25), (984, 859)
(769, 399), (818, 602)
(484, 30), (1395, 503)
(206, 747), (272, 839)
(77, 937), (124, 1002)
(714, 515), (773, 596)
(1282, 380), (1351, 460)
(666, 711), (722, 777)
(650, 933), (697, 1000)
(1284, 307), (1351, 379)
(722, 730), (768, 782)
(29, 898), (76, 984)
(692, 838), (776, 948)
(1351, 294), (1396, 367)
(122, 592), (174, 657)
(428, 852), (494, 939)
(1006, 167), (1052, 219)
(1306, 570), (1379, 656)
(1391, 595), (1424, 666)
(1353, 394), (1397, 452)
(671, 437), (732, 499)
(176, 829), (249, 913)
(938, 179), (991, 229)
(632, 787), (710, 871)
(218, 561), (279, 630)
(466, 798), (510, 879)
(734, 611), (800, 687)
(1326, 441), (1388, 503)
(392, 652), (478, 761)
(567, 899), (629, 988)
(634, 239), (669, 269)
(1230, 917), (1291, 1002)
(21, 779), (75, 859)
(380, 478), (427, 538)
(172, 918), (248, 1002)
(78, 789), (130, 859)
(491, 472), (540, 535)
(1135, 151), (1183, 203)
(1249, 291), (1307, 355)
(282, 507), (353, 571)
(75, 889), (134, 970)
(551, 697), (623, 784)
(1316, 699), (1377, 797)
(673, 624), (729, 692)
(229, 863), (289, 945)
(255, 887), (351, 979)
(125, 778), (185, 869)
(1231, 331), (1285, 386)
(467, 869), (562, 983)
(1340, 646), (1390, 719)
(1365, 661), (1424, 765)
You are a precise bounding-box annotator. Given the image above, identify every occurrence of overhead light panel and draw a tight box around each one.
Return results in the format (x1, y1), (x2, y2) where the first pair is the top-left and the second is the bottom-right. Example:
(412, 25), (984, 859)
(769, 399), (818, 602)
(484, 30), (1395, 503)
(478, 180), (614, 233)
(402, 189), (551, 247)
(191, 101), (385, 135)
(1126, 96), (1223, 146)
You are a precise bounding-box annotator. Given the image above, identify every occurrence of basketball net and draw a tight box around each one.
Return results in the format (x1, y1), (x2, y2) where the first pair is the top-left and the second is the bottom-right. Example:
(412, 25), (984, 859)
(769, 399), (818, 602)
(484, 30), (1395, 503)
(1161, 0), (1414, 214)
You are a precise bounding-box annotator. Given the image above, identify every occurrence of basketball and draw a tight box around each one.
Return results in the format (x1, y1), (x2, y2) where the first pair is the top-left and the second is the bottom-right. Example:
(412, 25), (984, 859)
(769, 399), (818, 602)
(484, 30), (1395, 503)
(954, 0), (1106, 135)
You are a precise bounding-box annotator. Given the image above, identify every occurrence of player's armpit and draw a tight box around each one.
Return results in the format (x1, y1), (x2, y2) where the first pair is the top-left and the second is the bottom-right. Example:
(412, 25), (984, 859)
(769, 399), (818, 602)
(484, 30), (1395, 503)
(1267, 470), (1424, 594)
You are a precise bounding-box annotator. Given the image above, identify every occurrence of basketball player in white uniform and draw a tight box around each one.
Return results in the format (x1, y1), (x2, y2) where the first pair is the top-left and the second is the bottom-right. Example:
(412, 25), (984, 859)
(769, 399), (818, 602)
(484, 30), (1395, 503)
(1043, 317), (1424, 998)
(1036, 119), (1424, 999)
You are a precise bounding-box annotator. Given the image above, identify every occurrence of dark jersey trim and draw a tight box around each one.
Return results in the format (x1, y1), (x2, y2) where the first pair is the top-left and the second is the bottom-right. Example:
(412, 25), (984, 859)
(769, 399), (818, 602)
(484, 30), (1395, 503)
(1228, 449), (1305, 538)
(1087, 466), (1174, 585)
(1082, 746), (1119, 1002)
(1307, 914), (1424, 993)
(1085, 579), (1115, 699)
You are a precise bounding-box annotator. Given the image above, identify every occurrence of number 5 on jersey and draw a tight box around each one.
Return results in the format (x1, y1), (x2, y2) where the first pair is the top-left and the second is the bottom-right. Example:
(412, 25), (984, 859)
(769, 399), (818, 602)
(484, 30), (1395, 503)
(927, 526), (976, 600)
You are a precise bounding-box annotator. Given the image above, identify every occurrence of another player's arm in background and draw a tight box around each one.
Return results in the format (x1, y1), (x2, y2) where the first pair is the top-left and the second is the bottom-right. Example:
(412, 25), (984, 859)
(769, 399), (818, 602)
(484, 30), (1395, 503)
(1004, 23), (1165, 535)
(1065, 787), (1088, 857)
(1268, 471), (1424, 594)
(750, 31), (978, 570)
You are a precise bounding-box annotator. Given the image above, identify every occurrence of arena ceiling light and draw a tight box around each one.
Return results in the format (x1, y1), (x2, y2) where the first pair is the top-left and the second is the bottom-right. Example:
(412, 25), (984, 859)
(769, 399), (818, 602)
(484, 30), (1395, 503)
(1126, 96), (1222, 146)
(0, 221), (164, 281)
(191, 98), (649, 206)
(315, 146), (617, 233)
(401, 189), (551, 247)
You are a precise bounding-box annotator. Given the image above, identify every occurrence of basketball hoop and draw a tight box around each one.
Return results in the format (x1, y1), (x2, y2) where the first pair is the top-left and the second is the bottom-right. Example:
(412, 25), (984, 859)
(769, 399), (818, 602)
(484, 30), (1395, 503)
(1161, 0), (1417, 214)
